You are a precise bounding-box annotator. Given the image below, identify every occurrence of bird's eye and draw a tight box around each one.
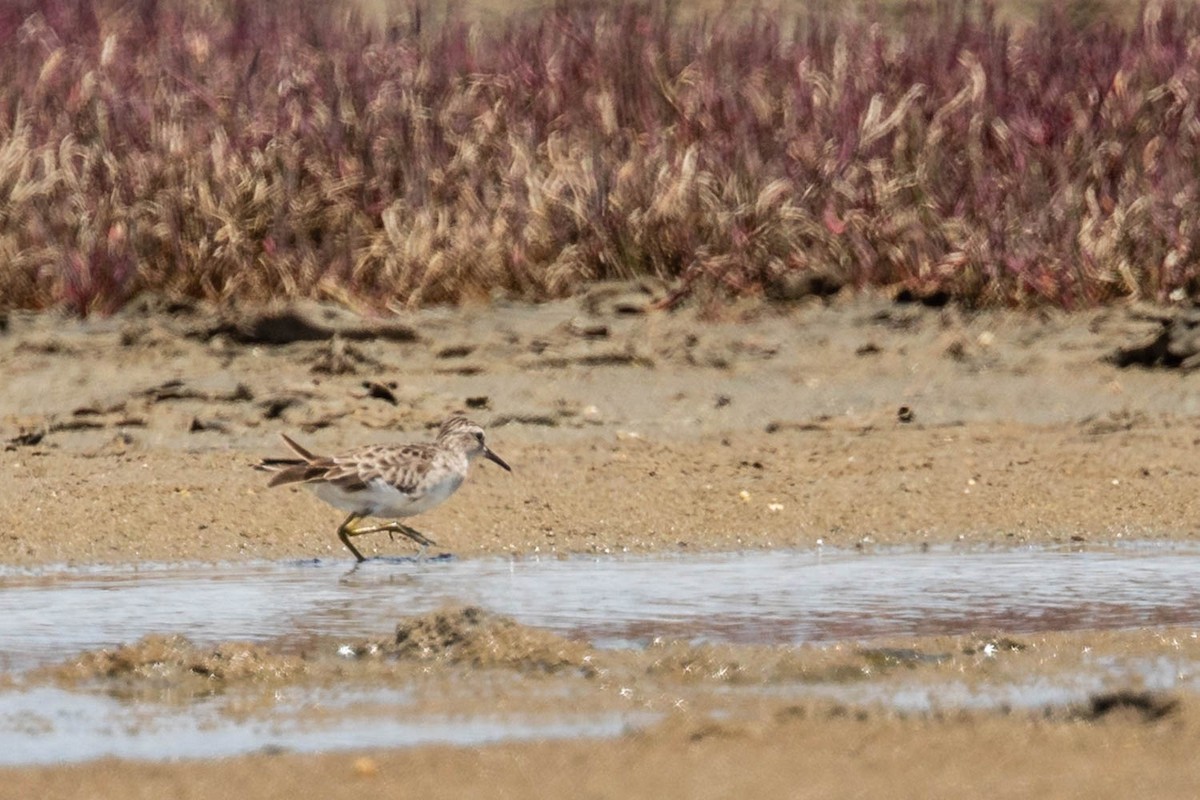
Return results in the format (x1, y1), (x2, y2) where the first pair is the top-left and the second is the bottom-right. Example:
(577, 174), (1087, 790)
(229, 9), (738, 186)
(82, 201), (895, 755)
(475, 432), (484, 442)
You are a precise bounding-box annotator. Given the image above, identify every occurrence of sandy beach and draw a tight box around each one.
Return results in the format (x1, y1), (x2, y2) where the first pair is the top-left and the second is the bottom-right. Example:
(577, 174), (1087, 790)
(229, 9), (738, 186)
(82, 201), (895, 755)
(2, 293), (1200, 797)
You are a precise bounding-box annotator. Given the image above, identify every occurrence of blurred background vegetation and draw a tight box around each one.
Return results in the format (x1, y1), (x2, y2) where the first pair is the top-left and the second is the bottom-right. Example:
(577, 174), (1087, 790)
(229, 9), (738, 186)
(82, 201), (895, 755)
(0, 0), (1196, 315)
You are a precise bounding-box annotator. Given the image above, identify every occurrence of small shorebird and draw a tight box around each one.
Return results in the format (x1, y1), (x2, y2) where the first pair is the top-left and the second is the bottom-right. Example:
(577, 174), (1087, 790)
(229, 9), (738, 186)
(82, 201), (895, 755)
(257, 416), (511, 561)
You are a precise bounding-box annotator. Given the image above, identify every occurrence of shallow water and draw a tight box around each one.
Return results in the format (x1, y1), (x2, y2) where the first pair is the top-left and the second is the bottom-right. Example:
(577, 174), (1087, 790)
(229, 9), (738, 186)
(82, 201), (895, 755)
(0, 684), (644, 766)
(3, 545), (1200, 765)
(2, 545), (1200, 672)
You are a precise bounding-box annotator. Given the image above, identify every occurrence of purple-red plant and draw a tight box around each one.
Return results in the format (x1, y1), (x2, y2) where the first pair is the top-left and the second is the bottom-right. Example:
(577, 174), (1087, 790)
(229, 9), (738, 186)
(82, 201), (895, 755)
(1, 0), (1200, 313)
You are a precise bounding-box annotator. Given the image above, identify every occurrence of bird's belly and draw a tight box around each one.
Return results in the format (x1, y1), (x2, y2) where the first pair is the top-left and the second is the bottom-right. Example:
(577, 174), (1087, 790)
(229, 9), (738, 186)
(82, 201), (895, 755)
(390, 474), (464, 516)
(310, 474), (464, 518)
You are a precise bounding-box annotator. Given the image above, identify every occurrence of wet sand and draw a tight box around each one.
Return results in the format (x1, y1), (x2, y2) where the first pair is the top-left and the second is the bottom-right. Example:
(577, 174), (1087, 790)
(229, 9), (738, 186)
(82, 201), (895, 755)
(3, 291), (1200, 797)
(8, 717), (1200, 800)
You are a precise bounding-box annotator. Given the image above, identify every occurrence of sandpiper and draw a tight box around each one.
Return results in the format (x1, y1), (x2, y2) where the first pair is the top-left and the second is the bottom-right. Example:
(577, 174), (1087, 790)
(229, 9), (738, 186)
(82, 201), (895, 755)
(257, 416), (511, 561)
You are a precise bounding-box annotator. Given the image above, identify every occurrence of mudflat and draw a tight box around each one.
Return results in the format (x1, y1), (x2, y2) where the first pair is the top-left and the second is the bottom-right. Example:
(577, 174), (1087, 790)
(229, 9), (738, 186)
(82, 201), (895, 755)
(3, 292), (1199, 798)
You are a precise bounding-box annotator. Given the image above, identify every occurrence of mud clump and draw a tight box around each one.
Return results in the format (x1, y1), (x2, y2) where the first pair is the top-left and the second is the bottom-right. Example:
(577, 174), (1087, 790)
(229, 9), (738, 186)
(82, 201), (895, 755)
(380, 606), (591, 673)
(1109, 309), (1200, 369)
(1072, 690), (1181, 723)
(47, 634), (305, 689)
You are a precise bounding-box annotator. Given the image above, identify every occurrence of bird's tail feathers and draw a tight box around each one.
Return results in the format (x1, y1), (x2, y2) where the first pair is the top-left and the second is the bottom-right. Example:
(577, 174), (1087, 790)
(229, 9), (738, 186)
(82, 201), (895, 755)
(279, 433), (319, 461)
(256, 434), (326, 487)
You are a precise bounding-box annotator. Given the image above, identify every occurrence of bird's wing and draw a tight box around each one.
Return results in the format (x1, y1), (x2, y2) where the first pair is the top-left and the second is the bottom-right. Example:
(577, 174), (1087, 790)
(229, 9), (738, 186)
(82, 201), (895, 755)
(325, 445), (436, 496)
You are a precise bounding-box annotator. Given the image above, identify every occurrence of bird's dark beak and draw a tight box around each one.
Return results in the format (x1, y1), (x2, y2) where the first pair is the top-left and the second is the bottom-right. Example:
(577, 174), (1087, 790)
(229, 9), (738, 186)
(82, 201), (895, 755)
(484, 447), (512, 472)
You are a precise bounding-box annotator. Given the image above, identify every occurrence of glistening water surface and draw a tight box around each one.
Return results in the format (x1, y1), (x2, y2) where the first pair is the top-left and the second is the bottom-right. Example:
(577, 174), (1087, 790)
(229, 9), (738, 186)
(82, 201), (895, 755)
(3, 544), (1200, 765)
(2, 545), (1200, 672)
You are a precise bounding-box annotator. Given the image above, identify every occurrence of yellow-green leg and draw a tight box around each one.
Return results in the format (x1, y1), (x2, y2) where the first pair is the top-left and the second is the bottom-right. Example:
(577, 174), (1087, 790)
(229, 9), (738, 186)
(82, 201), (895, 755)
(336, 514), (438, 562)
(352, 521), (437, 547)
(337, 513), (368, 562)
